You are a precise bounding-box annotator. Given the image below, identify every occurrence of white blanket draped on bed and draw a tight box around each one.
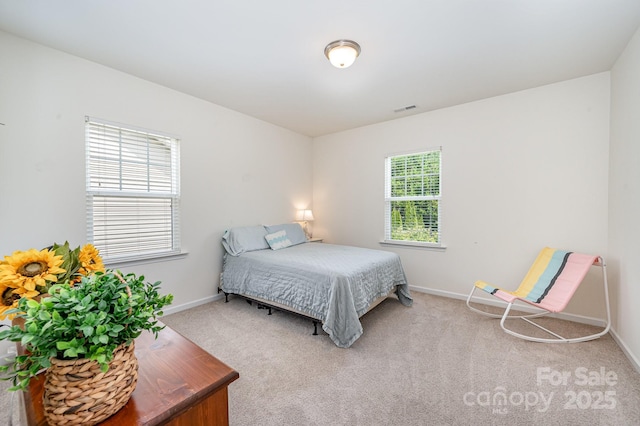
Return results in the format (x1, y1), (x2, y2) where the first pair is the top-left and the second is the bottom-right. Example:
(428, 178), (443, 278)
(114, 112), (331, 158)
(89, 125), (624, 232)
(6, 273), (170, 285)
(221, 242), (412, 348)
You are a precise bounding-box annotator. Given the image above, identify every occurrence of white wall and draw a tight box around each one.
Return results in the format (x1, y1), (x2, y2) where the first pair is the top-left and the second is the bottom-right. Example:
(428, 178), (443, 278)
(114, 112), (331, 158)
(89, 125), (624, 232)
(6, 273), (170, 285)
(2, 28), (636, 367)
(0, 31), (312, 320)
(609, 27), (640, 369)
(313, 73), (611, 320)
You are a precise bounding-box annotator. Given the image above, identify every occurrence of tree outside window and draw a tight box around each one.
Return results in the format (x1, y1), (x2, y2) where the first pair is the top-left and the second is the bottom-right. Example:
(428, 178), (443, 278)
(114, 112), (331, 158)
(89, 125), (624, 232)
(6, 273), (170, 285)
(385, 149), (441, 245)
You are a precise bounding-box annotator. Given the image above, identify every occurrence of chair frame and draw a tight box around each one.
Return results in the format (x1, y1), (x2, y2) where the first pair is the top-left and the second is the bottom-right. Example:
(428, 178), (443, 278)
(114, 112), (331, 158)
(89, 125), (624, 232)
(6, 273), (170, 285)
(466, 256), (611, 343)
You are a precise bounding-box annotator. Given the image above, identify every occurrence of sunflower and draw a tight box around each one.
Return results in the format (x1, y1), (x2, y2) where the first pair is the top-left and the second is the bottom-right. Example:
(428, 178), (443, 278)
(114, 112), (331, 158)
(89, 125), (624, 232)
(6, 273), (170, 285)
(78, 244), (105, 276)
(0, 280), (39, 320)
(0, 248), (66, 292)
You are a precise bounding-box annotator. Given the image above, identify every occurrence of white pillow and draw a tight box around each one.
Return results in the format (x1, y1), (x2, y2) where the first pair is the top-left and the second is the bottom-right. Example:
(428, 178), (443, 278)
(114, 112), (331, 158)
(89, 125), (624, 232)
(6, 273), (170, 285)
(265, 230), (293, 250)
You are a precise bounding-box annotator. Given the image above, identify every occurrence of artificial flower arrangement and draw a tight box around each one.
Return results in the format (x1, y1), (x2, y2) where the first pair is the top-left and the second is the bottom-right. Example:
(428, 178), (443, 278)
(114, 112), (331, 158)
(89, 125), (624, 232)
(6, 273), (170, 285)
(0, 241), (173, 402)
(0, 242), (105, 319)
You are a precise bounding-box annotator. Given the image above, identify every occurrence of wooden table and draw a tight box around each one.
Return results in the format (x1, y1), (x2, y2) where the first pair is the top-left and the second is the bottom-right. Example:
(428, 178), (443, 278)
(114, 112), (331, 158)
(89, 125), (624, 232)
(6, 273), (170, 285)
(21, 325), (239, 425)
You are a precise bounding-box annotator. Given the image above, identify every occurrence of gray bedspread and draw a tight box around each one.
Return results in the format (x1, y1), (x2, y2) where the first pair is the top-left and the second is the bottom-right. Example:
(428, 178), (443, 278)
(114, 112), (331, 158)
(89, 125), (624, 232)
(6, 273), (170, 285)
(220, 242), (412, 348)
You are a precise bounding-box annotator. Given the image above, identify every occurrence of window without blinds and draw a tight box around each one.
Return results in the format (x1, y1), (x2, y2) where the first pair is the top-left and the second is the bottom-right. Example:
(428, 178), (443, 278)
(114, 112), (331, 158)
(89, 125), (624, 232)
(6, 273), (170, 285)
(85, 117), (181, 261)
(384, 149), (441, 245)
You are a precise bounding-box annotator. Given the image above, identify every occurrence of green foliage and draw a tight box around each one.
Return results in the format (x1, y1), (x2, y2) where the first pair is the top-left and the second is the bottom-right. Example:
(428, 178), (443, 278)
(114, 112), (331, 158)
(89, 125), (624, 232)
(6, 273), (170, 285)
(391, 209), (403, 231)
(391, 227), (439, 243)
(390, 151), (440, 198)
(388, 150), (441, 244)
(390, 200), (439, 243)
(49, 241), (82, 285)
(404, 202), (421, 229)
(0, 270), (173, 391)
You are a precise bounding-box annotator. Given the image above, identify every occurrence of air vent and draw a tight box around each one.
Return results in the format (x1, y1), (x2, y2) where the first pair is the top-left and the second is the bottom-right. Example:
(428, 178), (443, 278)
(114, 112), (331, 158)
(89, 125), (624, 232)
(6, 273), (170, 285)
(393, 105), (417, 113)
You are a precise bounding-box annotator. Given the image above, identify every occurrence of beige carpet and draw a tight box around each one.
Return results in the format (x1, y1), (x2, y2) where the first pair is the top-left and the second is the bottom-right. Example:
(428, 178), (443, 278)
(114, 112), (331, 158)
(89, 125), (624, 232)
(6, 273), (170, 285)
(2, 292), (639, 425)
(162, 292), (639, 426)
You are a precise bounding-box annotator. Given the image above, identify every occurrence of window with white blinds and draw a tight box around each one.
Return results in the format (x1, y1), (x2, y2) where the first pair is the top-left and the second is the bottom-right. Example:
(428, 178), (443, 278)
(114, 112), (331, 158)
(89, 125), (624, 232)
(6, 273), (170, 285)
(85, 117), (181, 262)
(384, 148), (441, 246)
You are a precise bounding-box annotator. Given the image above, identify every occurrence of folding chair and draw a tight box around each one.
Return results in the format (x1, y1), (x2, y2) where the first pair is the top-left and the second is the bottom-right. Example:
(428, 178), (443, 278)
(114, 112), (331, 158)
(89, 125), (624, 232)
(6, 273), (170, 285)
(466, 247), (611, 343)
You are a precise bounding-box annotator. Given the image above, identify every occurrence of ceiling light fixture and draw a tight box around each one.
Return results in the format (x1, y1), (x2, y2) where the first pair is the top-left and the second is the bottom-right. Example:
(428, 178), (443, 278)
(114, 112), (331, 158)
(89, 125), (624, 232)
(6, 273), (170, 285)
(324, 39), (361, 69)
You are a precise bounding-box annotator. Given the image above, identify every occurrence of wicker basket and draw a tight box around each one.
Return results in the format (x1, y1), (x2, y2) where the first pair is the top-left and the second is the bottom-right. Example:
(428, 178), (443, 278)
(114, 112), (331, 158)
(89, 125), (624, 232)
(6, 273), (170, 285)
(43, 341), (138, 426)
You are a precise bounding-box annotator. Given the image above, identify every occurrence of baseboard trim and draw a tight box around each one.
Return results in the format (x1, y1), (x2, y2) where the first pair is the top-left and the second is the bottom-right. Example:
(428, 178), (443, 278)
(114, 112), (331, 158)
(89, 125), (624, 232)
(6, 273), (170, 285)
(608, 328), (640, 374)
(409, 285), (607, 326)
(409, 285), (640, 374)
(163, 293), (224, 316)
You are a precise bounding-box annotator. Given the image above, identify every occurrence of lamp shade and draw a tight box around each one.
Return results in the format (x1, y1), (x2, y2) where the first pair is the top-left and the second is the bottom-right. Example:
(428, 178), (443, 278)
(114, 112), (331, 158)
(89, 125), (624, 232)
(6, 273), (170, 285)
(296, 209), (315, 221)
(324, 40), (361, 68)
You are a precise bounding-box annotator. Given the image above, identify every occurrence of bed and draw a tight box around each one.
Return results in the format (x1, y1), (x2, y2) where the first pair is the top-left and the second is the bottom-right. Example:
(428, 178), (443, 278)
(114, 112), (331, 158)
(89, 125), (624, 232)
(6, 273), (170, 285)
(219, 223), (413, 348)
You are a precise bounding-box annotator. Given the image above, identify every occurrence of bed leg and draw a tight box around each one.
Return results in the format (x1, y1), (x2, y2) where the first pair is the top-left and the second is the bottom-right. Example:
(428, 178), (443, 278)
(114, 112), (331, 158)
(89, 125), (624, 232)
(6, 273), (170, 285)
(312, 321), (318, 336)
(224, 292), (229, 303)
(258, 304), (272, 315)
(256, 303), (274, 315)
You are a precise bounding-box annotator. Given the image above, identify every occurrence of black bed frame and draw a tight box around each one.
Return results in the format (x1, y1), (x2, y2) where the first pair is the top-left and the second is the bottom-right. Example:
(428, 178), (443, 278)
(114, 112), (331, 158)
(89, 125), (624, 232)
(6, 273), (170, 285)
(218, 288), (321, 335)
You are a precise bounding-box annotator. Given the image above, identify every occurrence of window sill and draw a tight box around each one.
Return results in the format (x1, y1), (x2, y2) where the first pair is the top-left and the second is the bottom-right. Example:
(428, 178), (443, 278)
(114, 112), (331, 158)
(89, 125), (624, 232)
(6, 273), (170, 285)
(104, 251), (188, 268)
(379, 240), (447, 251)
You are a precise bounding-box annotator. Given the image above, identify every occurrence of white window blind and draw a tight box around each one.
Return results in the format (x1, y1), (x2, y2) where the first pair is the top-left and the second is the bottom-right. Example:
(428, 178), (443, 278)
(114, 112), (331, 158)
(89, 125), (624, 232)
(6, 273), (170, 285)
(85, 117), (181, 262)
(384, 148), (441, 245)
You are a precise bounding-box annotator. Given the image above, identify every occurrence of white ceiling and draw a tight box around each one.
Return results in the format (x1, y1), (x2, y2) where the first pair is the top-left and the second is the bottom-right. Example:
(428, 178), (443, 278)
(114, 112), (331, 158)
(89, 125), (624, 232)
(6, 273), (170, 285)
(1, 1), (640, 137)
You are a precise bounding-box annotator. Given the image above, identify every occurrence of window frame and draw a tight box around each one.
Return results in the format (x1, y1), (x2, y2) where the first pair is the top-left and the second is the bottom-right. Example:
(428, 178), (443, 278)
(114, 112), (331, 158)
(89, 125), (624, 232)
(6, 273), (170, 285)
(383, 147), (443, 249)
(85, 116), (182, 265)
